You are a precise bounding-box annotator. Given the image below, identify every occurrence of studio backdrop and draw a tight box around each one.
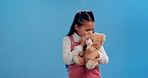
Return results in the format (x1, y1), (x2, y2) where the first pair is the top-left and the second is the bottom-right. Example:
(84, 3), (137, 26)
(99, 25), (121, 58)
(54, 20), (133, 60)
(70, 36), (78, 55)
(0, 0), (148, 78)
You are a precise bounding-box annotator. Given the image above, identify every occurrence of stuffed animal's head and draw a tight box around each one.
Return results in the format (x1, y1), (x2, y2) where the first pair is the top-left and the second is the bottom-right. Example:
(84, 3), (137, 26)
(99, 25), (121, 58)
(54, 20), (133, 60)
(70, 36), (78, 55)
(89, 33), (106, 50)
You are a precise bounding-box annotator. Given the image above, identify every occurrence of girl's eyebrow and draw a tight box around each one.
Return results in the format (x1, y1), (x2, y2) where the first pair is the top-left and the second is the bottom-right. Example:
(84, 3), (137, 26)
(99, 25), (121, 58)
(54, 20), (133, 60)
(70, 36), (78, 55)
(85, 28), (94, 31)
(87, 28), (94, 30)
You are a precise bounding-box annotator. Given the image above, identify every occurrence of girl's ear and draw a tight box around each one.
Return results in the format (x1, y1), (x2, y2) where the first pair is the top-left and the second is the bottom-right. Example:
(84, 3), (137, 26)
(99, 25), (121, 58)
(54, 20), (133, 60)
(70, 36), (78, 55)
(75, 24), (79, 30)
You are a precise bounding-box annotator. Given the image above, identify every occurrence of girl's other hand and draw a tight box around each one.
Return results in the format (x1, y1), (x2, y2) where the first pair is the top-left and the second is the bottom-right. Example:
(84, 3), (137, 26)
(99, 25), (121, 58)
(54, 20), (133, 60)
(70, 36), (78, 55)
(80, 35), (90, 47)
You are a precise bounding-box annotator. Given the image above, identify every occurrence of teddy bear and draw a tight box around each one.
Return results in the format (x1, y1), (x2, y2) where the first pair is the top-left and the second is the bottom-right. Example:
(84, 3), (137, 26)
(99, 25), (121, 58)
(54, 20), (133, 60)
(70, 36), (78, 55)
(73, 33), (106, 69)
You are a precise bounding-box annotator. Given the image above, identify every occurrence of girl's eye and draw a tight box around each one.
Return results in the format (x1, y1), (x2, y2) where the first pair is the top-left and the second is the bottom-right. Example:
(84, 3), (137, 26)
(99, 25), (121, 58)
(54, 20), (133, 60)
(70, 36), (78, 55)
(86, 29), (94, 31)
(86, 29), (90, 31)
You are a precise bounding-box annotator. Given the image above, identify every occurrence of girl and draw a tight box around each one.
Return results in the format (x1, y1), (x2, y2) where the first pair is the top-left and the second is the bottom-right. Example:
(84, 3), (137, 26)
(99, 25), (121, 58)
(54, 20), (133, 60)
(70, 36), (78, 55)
(62, 11), (109, 78)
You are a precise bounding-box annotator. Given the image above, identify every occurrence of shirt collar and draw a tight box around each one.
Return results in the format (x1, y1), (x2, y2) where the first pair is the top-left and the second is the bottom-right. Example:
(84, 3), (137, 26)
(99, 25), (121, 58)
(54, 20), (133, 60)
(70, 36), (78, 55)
(72, 32), (81, 42)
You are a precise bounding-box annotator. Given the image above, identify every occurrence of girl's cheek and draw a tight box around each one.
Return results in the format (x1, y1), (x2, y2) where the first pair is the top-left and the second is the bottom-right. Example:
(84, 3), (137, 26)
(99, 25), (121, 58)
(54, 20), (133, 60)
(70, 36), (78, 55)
(82, 31), (87, 35)
(87, 32), (92, 35)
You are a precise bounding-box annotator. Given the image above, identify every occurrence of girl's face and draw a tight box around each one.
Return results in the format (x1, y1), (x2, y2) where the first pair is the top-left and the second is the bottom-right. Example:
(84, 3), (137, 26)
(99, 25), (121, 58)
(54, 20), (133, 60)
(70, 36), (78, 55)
(75, 21), (95, 37)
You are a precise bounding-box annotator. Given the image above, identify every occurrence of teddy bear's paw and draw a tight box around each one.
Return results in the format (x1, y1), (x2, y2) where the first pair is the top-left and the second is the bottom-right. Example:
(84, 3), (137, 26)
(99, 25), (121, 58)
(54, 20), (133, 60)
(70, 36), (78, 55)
(86, 60), (95, 70)
(73, 56), (80, 64)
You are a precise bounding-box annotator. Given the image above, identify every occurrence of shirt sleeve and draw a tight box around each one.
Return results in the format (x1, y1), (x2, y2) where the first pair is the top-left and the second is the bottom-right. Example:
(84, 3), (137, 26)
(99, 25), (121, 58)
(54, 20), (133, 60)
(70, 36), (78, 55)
(62, 36), (83, 65)
(97, 46), (109, 64)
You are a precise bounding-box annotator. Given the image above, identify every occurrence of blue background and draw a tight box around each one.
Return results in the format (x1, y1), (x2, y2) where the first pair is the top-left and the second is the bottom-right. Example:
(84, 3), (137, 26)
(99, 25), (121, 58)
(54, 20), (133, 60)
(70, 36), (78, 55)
(0, 0), (148, 78)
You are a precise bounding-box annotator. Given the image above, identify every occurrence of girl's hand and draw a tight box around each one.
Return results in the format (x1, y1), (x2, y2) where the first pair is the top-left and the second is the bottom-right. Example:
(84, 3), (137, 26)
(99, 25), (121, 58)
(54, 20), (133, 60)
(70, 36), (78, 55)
(80, 35), (90, 47)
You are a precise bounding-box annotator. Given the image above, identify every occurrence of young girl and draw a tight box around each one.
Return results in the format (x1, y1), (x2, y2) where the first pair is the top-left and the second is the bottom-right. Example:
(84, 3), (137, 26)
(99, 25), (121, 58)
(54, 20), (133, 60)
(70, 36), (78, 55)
(62, 11), (109, 78)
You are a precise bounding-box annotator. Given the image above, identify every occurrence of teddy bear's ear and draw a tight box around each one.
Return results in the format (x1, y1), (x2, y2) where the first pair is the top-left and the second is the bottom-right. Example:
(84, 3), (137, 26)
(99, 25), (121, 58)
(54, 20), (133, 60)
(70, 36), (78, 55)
(101, 34), (106, 43)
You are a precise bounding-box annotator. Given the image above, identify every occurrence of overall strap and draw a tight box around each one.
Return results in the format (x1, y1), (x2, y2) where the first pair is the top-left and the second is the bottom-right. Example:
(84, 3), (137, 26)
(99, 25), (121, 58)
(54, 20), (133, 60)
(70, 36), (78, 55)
(69, 36), (75, 42)
(68, 36), (80, 51)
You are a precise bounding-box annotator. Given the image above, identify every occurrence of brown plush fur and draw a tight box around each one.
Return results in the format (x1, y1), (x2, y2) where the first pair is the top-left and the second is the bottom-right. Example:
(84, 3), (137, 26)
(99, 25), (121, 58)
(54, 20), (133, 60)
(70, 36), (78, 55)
(74, 33), (106, 69)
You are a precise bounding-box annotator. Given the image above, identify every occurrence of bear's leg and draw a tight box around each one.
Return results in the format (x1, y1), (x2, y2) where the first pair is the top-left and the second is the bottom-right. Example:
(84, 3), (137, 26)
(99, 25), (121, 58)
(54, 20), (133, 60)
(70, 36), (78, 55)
(86, 59), (99, 70)
(86, 60), (95, 70)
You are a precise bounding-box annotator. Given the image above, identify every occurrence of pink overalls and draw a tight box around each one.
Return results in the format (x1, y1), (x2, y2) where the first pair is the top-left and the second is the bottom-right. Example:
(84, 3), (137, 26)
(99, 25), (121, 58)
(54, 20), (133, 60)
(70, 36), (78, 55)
(68, 36), (101, 78)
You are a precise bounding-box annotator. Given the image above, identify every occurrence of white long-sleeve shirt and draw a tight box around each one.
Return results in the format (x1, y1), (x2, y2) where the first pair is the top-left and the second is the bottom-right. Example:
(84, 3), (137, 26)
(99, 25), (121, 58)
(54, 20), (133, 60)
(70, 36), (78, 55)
(62, 32), (109, 65)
